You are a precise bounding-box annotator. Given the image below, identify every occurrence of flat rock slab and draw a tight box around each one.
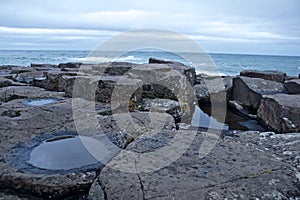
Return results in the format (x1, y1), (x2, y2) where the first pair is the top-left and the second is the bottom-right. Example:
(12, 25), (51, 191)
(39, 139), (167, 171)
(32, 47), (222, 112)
(233, 76), (285, 110)
(0, 86), (65, 103)
(0, 99), (122, 199)
(89, 130), (300, 199)
(240, 70), (286, 83)
(258, 93), (300, 133)
(284, 79), (300, 94)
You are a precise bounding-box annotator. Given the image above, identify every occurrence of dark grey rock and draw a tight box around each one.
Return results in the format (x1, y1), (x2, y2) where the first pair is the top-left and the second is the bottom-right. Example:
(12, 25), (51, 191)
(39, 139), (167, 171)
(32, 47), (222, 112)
(258, 93), (300, 133)
(233, 76), (285, 110)
(58, 62), (82, 69)
(284, 79), (300, 94)
(15, 71), (46, 83)
(11, 67), (33, 74)
(194, 76), (233, 104)
(0, 77), (28, 88)
(240, 70), (286, 83)
(0, 86), (65, 102)
(89, 129), (300, 199)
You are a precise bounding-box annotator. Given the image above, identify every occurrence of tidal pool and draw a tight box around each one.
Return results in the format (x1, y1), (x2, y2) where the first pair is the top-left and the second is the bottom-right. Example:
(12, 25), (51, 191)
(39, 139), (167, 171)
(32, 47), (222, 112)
(28, 136), (100, 170)
(23, 98), (58, 106)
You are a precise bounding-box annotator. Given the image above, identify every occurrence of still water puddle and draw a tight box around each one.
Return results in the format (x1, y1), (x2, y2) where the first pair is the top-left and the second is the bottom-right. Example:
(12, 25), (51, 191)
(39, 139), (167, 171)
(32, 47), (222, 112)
(28, 134), (120, 171)
(192, 105), (265, 131)
(23, 98), (58, 106)
(29, 136), (101, 170)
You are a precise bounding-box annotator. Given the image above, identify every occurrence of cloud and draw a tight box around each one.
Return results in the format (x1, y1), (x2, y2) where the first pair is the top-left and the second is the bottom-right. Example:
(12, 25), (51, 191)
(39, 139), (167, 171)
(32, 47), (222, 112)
(0, 0), (299, 54)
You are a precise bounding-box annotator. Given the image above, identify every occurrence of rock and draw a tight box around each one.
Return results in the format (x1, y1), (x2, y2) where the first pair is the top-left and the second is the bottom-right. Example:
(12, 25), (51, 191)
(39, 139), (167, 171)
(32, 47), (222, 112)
(103, 62), (137, 75)
(240, 70), (286, 83)
(89, 129), (300, 199)
(32, 71), (79, 92)
(149, 58), (196, 86)
(140, 98), (182, 122)
(15, 71), (46, 83)
(1, 109), (21, 118)
(0, 77), (28, 88)
(31, 64), (57, 72)
(232, 76), (285, 110)
(58, 62), (82, 69)
(11, 67), (34, 74)
(284, 79), (300, 94)
(257, 93), (300, 133)
(97, 112), (175, 148)
(0, 86), (64, 102)
(194, 76), (233, 104)
(285, 75), (298, 81)
(128, 64), (196, 107)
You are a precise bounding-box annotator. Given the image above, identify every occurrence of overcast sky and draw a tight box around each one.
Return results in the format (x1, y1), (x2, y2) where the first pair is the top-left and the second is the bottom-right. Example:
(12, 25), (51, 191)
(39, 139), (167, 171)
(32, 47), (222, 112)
(0, 0), (299, 55)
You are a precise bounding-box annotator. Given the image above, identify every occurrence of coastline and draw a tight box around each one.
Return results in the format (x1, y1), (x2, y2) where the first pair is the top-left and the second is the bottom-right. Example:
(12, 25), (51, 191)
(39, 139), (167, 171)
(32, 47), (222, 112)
(0, 58), (299, 198)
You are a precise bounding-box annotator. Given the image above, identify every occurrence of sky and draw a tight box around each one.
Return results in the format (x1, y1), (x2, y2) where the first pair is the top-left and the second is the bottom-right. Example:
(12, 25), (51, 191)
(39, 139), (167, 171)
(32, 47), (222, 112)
(0, 0), (300, 55)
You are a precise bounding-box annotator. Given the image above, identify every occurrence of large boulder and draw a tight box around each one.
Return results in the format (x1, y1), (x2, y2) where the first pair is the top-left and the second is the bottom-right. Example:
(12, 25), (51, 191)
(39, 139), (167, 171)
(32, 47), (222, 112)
(233, 76), (285, 110)
(284, 79), (300, 94)
(194, 76), (233, 104)
(257, 93), (300, 133)
(149, 58), (196, 86)
(240, 70), (286, 83)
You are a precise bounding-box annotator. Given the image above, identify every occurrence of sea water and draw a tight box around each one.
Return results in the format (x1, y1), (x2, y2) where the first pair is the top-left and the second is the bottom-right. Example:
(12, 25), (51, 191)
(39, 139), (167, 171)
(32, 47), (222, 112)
(0, 50), (299, 76)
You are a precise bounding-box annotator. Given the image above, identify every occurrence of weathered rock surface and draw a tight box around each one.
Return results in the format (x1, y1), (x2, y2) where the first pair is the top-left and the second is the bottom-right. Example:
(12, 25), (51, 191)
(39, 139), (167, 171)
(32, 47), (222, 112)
(0, 86), (65, 103)
(140, 98), (182, 122)
(240, 70), (286, 83)
(257, 93), (300, 133)
(194, 76), (233, 104)
(149, 57), (196, 86)
(233, 76), (285, 110)
(0, 77), (28, 88)
(89, 129), (300, 199)
(284, 79), (300, 94)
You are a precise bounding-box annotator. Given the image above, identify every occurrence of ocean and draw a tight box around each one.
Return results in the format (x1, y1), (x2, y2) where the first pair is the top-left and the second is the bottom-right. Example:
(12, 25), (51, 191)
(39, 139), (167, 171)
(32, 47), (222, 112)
(0, 50), (299, 76)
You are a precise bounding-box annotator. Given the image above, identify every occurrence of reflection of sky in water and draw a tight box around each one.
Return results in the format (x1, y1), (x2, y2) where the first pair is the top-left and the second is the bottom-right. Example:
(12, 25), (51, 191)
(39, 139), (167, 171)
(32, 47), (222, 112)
(191, 106), (229, 130)
(23, 98), (58, 106)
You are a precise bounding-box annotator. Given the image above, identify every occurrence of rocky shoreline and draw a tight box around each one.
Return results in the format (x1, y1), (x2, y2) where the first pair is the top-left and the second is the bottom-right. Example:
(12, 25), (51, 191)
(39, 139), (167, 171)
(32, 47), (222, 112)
(0, 58), (299, 199)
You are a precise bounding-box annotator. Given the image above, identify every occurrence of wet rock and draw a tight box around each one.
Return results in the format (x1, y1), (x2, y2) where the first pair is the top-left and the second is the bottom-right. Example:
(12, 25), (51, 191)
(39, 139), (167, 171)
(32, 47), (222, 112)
(89, 129), (300, 199)
(284, 79), (300, 94)
(233, 76), (285, 110)
(149, 57), (196, 86)
(257, 93), (300, 133)
(240, 70), (286, 83)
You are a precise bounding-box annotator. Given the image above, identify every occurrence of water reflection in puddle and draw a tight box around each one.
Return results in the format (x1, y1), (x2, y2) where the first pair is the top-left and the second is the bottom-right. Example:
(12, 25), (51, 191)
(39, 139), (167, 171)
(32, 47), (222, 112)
(23, 98), (58, 106)
(192, 105), (265, 131)
(192, 106), (229, 130)
(28, 136), (101, 170)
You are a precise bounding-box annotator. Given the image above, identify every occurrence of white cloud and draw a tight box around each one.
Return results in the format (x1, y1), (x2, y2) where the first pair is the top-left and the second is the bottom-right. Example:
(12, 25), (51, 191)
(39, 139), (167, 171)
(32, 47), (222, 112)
(0, 0), (299, 54)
